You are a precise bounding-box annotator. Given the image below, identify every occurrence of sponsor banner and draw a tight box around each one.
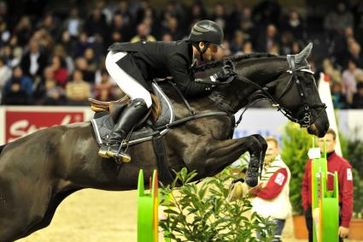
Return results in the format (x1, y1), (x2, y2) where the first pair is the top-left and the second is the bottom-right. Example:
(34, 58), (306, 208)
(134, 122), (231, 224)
(1, 106), (91, 143)
(0, 106), (363, 145)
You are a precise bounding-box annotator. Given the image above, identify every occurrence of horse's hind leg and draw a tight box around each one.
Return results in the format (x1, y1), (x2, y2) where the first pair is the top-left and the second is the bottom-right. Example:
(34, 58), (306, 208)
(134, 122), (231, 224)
(0, 213), (31, 242)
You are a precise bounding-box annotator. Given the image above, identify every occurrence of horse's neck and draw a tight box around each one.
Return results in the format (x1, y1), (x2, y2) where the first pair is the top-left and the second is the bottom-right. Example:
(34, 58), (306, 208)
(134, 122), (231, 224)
(209, 57), (287, 114)
(241, 57), (286, 85)
(158, 83), (220, 118)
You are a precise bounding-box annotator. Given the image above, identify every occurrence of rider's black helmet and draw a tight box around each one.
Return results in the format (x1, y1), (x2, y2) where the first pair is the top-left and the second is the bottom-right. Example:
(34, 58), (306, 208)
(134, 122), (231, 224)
(188, 20), (224, 46)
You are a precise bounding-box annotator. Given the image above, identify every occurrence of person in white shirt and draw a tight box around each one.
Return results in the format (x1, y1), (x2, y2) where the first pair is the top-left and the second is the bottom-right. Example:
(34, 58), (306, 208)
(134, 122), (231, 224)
(249, 136), (292, 242)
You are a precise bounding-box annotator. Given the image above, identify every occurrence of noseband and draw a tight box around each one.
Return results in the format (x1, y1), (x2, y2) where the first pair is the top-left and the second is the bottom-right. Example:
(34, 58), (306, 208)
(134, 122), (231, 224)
(235, 56), (327, 127)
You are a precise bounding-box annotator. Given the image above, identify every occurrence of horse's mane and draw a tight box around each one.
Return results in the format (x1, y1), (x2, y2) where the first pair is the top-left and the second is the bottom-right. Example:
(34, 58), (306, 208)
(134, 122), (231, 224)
(195, 53), (278, 72)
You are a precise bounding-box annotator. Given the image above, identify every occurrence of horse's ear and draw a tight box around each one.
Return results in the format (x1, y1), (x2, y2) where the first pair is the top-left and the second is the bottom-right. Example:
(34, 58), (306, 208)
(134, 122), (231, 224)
(295, 42), (313, 64)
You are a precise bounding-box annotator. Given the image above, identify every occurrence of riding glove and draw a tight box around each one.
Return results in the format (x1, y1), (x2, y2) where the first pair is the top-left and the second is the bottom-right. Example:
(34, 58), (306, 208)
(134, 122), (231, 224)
(213, 59), (237, 83)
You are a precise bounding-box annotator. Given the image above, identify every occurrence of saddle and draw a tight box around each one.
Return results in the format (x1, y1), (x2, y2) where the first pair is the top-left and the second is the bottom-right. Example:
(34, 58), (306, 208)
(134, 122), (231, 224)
(89, 82), (175, 147)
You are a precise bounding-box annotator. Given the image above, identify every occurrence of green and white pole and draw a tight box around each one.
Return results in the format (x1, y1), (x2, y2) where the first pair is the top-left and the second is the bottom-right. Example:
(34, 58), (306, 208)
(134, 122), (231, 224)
(310, 143), (339, 242)
(137, 169), (159, 242)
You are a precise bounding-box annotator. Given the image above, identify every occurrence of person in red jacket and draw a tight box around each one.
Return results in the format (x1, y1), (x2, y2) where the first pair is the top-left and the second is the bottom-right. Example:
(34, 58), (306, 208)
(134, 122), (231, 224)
(301, 128), (353, 241)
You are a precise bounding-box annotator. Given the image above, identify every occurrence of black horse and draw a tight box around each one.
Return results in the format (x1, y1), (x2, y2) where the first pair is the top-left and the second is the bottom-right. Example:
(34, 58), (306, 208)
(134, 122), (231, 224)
(0, 43), (328, 241)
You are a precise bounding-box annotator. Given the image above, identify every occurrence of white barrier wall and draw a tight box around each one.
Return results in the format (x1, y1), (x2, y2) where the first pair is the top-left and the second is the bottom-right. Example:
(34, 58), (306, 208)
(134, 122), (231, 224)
(0, 106), (362, 144)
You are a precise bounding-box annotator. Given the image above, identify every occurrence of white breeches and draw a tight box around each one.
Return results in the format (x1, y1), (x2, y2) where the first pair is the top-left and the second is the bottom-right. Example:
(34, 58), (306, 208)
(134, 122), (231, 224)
(105, 51), (152, 108)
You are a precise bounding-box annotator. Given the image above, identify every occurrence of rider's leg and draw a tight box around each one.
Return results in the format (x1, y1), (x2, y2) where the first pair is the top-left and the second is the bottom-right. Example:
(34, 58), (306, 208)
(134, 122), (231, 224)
(102, 98), (148, 161)
(98, 51), (152, 162)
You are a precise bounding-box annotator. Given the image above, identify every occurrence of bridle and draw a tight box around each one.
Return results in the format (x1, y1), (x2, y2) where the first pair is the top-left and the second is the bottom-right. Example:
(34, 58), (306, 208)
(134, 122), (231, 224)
(282, 55), (327, 127)
(234, 55), (327, 127)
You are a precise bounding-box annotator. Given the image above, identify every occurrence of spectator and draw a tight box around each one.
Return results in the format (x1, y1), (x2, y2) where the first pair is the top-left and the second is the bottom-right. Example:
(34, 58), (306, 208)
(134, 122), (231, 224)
(241, 41), (254, 54)
(279, 31), (294, 55)
(252, 0), (282, 29)
(109, 13), (131, 43)
(19, 38), (48, 82)
(83, 47), (98, 73)
(130, 22), (156, 43)
(83, 7), (109, 40)
(0, 17), (10, 46)
(331, 81), (348, 109)
(74, 32), (93, 58)
(49, 55), (68, 87)
(2, 66), (33, 105)
(32, 29), (54, 52)
(161, 33), (173, 42)
(13, 16), (33, 46)
(342, 59), (363, 105)
(249, 136), (291, 242)
(37, 12), (61, 39)
(322, 58), (342, 84)
(351, 82), (363, 108)
(160, 16), (184, 41)
(59, 31), (77, 58)
(230, 30), (246, 54)
(302, 128), (353, 242)
(281, 10), (305, 40)
(324, 2), (354, 37)
(347, 40), (363, 67)
(0, 56), (11, 89)
(53, 44), (74, 74)
(188, 1), (208, 26)
(62, 8), (83, 39)
(210, 3), (228, 34)
(94, 69), (114, 101)
(38, 66), (66, 105)
(65, 69), (91, 105)
(74, 57), (95, 84)
(256, 24), (280, 53)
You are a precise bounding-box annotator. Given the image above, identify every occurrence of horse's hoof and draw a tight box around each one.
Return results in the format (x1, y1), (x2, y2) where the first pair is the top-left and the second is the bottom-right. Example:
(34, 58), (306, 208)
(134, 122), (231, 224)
(245, 177), (258, 187)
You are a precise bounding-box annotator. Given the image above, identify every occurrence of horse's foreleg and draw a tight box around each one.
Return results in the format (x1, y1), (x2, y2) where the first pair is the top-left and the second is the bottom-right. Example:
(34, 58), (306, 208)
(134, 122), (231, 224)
(187, 134), (267, 185)
(244, 134), (268, 186)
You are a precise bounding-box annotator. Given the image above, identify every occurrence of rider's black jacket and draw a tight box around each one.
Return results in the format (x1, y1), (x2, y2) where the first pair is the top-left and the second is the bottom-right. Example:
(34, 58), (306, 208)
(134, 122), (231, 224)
(108, 40), (213, 96)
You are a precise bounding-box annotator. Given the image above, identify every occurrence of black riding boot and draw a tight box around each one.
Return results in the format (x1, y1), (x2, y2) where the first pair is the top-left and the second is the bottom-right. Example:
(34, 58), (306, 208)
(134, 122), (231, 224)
(98, 98), (149, 162)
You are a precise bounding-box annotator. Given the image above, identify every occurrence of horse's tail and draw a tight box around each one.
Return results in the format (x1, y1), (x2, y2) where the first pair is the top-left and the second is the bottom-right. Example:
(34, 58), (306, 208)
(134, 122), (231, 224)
(0, 144), (5, 155)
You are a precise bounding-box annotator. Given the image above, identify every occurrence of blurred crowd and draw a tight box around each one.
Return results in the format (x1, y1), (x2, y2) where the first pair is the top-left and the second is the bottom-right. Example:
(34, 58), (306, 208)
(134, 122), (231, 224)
(0, 0), (363, 108)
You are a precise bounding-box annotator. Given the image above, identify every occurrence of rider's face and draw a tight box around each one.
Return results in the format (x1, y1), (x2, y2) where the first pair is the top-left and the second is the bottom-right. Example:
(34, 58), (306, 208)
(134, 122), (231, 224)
(199, 42), (219, 61)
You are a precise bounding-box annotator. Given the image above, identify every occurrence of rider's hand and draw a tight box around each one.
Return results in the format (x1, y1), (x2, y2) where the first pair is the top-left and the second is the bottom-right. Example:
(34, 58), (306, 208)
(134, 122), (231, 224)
(213, 59), (236, 82)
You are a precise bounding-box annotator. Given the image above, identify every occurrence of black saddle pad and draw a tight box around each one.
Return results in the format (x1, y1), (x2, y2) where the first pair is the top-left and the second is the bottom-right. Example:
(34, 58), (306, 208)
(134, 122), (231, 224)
(90, 82), (175, 147)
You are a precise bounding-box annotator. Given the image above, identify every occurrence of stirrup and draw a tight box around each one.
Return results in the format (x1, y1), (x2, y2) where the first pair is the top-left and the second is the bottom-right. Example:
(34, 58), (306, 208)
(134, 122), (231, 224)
(106, 150), (131, 163)
(115, 152), (131, 163)
(98, 145), (111, 158)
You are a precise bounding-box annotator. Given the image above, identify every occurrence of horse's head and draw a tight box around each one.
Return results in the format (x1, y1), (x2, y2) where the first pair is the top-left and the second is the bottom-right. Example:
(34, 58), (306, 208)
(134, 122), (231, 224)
(202, 44), (329, 137)
(260, 43), (329, 137)
(210, 44), (329, 137)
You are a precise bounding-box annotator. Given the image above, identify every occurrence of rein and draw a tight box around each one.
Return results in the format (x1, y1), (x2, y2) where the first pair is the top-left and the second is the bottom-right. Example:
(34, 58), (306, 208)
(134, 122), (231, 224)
(156, 81), (230, 131)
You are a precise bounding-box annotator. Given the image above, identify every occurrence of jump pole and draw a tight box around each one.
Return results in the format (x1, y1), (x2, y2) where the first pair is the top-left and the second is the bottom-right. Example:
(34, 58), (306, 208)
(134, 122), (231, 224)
(310, 145), (339, 242)
(137, 169), (159, 242)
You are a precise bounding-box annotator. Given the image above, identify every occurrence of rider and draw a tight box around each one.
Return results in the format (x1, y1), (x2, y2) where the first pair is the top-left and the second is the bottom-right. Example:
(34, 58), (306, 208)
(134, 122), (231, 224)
(98, 19), (236, 162)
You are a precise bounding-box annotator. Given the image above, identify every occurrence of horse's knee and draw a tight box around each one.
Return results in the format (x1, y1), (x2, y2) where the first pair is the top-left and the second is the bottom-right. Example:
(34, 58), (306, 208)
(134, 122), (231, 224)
(251, 134), (267, 151)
